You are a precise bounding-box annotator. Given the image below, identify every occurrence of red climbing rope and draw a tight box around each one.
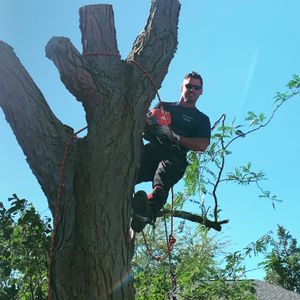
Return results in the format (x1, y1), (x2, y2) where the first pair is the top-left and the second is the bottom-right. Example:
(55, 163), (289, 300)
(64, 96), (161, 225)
(128, 59), (180, 297)
(48, 126), (87, 299)
(127, 59), (163, 103)
(141, 187), (176, 262)
(128, 59), (178, 259)
(48, 56), (224, 299)
(127, 59), (176, 140)
(129, 60), (228, 300)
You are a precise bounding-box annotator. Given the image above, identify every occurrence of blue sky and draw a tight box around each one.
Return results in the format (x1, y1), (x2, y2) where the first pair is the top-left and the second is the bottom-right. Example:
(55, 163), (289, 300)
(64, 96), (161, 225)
(1, 0), (300, 280)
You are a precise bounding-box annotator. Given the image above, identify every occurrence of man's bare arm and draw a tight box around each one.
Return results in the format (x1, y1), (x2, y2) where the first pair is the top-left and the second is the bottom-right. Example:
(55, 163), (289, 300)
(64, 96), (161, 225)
(179, 136), (210, 152)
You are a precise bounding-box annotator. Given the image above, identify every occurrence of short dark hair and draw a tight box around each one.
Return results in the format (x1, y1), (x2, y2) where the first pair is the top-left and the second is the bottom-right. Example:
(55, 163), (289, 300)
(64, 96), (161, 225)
(184, 71), (203, 87)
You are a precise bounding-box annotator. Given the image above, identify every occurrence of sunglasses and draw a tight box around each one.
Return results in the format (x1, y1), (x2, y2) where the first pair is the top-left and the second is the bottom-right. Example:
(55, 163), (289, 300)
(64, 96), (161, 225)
(185, 84), (202, 91)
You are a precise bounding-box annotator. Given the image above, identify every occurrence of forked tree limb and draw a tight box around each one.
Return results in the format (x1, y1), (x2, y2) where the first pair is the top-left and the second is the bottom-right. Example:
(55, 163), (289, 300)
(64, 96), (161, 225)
(0, 41), (73, 209)
(127, 0), (181, 108)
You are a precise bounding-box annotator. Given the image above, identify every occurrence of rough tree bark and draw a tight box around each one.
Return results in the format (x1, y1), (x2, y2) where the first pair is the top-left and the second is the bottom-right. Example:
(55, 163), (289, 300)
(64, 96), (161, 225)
(0, 1), (181, 299)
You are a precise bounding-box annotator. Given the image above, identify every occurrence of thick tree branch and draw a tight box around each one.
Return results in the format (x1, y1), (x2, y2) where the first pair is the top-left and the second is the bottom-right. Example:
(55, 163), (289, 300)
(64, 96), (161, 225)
(45, 37), (99, 104)
(1, 2), (184, 298)
(156, 209), (229, 232)
(0, 41), (73, 210)
(127, 0), (181, 107)
(46, 5), (124, 121)
(79, 4), (120, 57)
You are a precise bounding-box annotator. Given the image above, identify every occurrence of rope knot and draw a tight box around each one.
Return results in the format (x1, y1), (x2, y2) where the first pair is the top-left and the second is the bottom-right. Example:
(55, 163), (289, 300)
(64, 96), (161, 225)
(169, 234), (176, 249)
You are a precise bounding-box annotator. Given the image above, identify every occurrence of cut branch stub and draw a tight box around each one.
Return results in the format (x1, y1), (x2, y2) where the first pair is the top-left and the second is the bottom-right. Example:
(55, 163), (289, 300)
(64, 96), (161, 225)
(45, 37), (99, 104)
(79, 4), (120, 57)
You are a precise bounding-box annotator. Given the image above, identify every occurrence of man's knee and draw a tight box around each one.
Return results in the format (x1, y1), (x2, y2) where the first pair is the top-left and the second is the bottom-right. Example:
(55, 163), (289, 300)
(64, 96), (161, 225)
(154, 158), (187, 189)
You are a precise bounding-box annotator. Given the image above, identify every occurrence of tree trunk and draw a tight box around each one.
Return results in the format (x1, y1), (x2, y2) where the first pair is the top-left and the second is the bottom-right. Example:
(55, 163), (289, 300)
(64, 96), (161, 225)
(0, 1), (180, 299)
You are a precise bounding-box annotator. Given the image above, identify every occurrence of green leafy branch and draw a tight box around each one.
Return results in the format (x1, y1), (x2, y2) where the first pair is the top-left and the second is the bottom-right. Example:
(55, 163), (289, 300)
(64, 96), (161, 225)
(181, 75), (300, 230)
(0, 194), (51, 300)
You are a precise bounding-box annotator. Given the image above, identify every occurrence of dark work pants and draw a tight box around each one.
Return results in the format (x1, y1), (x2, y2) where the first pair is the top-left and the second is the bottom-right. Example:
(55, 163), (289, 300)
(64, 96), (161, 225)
(136, 142), (188, 213)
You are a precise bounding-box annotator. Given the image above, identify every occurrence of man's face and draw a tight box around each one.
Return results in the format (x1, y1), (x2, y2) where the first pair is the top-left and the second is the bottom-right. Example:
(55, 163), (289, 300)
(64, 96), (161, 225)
(180, 77), (203, 105)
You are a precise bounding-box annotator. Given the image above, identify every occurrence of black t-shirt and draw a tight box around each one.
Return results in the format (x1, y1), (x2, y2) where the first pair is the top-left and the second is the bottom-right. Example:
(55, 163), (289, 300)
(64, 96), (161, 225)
(155, 101), (211, 152)
(157, 101), (211, 137)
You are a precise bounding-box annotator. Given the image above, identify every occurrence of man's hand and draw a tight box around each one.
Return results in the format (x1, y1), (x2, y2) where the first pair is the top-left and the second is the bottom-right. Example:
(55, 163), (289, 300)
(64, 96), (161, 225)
(156, 126), (180, 144)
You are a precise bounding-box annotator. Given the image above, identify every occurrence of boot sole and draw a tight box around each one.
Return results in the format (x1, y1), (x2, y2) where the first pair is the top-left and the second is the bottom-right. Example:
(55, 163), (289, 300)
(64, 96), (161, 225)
(131, 190), (148, 233)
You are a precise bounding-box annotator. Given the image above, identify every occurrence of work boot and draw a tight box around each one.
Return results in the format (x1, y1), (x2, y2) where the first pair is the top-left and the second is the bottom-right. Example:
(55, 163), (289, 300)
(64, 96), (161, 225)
(131, 190), (152, 233)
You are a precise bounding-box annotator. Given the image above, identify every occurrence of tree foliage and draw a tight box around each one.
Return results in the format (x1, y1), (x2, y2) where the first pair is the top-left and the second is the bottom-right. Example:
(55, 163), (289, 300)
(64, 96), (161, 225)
(0, 196), (275, 300)
(0, 196), (260, 299)
(130, 75), (300, 298)
(0, 74), (299, 297)
(182, 75), (300, 225)
(0, 195), (51, 300)
(262, 225), (300, 293)
(132, 220), (260, 299)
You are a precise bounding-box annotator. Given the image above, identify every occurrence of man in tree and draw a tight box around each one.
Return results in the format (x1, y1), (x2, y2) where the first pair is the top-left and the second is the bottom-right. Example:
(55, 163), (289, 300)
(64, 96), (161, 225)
(131, 71), (211, 232)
